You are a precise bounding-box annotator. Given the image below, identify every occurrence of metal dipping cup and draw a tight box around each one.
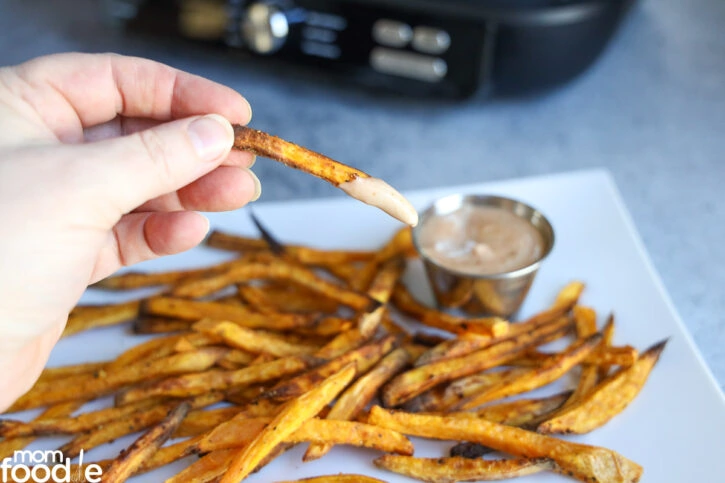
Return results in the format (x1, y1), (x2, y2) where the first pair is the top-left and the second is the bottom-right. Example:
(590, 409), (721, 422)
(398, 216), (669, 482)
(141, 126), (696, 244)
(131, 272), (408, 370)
(412, 194), (555, 319)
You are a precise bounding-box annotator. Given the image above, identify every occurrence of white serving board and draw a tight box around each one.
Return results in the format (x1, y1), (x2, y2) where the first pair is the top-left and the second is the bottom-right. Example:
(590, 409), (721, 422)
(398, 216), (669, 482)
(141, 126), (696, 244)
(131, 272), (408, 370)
(26, 169), (725, 482)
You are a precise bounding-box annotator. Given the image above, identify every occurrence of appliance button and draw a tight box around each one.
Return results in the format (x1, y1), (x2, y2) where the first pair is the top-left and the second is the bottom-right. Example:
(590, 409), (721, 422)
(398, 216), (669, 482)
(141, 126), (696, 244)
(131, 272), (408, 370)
(412, 26), (451, 54)
(372, 19), (413, 48)
(370, 47), (447, 83)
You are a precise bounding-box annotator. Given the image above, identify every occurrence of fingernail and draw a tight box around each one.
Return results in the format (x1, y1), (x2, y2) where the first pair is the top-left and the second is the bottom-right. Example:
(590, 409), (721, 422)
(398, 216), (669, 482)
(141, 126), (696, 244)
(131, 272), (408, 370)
(245, 168), (262, 202)
(188, 114), (233, 162)
(248, 154), (256, 168)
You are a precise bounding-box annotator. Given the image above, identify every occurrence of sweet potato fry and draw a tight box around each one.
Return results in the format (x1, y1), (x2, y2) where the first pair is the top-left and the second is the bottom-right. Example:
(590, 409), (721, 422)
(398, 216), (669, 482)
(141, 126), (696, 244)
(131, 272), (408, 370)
(170, 260), (377, 312)
(369, 407), (643, 483)
(102, 402), (189, 483)
(238, 284), (340, 314)
(166, 448), (237, 483)
(448, 392), (572, 428)
(193, 319), (318, 357)
(314, 328), (370, 359)
(304, 346), (413, 461)
(358, 257), (405, 337)
(109, 333), (209, 368)
(133, 316), (194, 334)
(392, 284), (508, 337)
(538, 339), (667, 435)
(60, 393), (221, 459)
(36, 361), (109, 384)
(276, 476), (387, 483)
(0, 401), (82, 459)
(374, 455), (554, 482)
(62, 300), (140, 337)
(143, 296), (315, 331)
(173, 406), (243, 438)
(219, 364), (357, 483)
(381, 315), (572, 407)
(116, 355), (317, 404)
(452, 333), (602, 410)
(10, 348), (228, 411)
(262, 335), (397, 402)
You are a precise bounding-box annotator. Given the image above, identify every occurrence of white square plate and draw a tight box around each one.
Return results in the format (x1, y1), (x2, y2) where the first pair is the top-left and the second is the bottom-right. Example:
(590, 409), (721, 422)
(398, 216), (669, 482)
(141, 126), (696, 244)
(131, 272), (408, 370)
(28, 169), (725, 482)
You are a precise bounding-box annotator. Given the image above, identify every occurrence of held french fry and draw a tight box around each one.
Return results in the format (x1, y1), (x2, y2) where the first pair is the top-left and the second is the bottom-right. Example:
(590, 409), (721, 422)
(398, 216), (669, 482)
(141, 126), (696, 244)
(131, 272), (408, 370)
(232, 125), (418, 226)
(369, 406), (643, 483)
(219, 364), (357, 483)
(101, 402), (189, 483)
(538, 339), (667, 435)
(374, 455), (554, 483)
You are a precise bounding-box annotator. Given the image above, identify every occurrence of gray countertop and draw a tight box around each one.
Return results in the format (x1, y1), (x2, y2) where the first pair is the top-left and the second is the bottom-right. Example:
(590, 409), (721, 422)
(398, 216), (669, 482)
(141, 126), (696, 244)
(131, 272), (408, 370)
(1, 0), (723, 390)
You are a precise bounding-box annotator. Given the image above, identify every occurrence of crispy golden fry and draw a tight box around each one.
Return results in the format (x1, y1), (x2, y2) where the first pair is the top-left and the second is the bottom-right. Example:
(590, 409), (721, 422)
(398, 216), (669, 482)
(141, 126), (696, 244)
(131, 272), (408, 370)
(219, 364), (357, 483)
(448, 392), (572, 428)
(381, 315), (572, 407)
(392, 284), (508, 337)
(589, 345), (639, 367)
(133, 316), (194, 334)
(10, 348), (228, 411)
(109, 333), (206, 368)
(173, 406), (243, 438)
(304, 346), (413, 461)
(276, 476), (387, 483)
(0, 398), (157, 438)
(36, 361), (109, 384)
(297, 317), (354, 337)
(415, 333), (491, 368)
(133, 435), (203, 474)
(238, 284), (340, 314)
(193, 319), (318, 357)
(406, 367), (533, 413)
(453, 334), (602, 410)
(369, 407), (643, 483)
(358, 257), (405, 337)
(93, 258), (243, 290)
(314, 328), (370, 359)
(166, 448), (237, 483)
(116, 355), (317, 404)
(102, 402), (189, 483)
(208, 230), (375, 265)
(216, 349), (256, 369)
(171, 259), (377, 312)
(59, 393), (221, 459)
(262, 335), (397, 402)
(143, 296), (315, 331)
(375, 455), (554, 482)
(62, 300), (141, 337)
(597, 314), (616, 380)
(0, 401), (82, 459)
(353, 228), (416, 291)
(539, 339), (667, 435)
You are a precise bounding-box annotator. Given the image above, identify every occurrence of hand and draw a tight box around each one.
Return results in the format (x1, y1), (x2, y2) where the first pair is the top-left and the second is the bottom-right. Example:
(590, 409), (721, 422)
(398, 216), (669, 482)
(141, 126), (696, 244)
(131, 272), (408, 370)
(0, 53), (260, 410)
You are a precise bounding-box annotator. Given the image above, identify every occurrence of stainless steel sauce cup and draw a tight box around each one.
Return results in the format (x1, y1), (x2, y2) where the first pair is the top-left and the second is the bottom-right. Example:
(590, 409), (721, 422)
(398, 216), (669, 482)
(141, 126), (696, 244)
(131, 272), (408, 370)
(412, 194), (555, 318)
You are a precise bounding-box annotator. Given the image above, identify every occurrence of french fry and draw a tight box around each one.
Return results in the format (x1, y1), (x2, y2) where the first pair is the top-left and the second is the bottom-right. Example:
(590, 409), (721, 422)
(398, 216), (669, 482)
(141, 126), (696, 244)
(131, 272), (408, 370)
(36, 361), (109, 384)
(109, 333), (207, 368)
(62, 300), (140, 337)
(538, 339), (667, 435)
(170, 259), (377, 311)
(60, 393), (221, 459)
(352, 228), (416, 291)
(276, 476), (387, 483)
(238, 284), (340, 314)
(93, 258), (242, 290)
(448, 392), (572, 428)
(166, 448), (237, 483)
(296, 317), (354, 337)
(369, 407), (643, 483)
(358, 257), (405, 337)
(597, 314), (616, 380)
(102, 402), (190, 483)
(589, 345), (639, 367)
(10, 348), (228, 411)
(557, 306), (600, 412)
(193, 319), (318, 357)
(143, 296), (315, 331)
(374, 455), (554, 482)
(219, 364), (357, 483)
(115, 355), (318, 404)
(381, 315), (572, 407)
(452, 333), (602, 410)
(262, 335), (398, 402)
(0, 401), (82, 459)
(133, 316), (194, 334)
(173, 406), (243, 438)
(314, 328), (370, 359)
(304, 346), (413, 461)
(392, 284), (508, 337)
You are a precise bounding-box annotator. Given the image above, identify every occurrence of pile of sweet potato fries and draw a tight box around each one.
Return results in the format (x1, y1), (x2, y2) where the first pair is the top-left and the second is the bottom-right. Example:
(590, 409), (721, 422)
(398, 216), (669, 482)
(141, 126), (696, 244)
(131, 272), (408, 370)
(0, 227), (665, 483)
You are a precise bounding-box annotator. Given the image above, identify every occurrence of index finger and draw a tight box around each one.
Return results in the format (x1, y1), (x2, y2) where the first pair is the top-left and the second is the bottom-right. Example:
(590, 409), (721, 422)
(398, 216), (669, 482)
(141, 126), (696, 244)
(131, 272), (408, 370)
(10, 53), (252, 142)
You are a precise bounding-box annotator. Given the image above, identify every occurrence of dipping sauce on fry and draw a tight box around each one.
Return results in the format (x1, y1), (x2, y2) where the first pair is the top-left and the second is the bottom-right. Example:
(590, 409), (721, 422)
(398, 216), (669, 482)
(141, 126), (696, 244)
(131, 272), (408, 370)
(339, 177), (419, 227)
(417, 204), (544, 275)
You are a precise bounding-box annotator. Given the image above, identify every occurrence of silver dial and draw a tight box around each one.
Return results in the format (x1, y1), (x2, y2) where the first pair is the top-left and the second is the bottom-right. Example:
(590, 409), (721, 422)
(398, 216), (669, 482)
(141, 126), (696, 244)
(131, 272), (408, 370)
(241, 3), (289, 54)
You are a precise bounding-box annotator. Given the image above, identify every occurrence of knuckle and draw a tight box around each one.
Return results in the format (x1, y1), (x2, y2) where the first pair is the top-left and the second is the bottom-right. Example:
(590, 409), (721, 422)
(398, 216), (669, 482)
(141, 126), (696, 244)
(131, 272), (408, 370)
(136, 129), (173, 180)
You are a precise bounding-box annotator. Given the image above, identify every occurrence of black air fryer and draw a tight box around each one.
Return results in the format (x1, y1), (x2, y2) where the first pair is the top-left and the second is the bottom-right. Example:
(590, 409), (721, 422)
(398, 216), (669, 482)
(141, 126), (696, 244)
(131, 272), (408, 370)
(104, 0), (636, 98)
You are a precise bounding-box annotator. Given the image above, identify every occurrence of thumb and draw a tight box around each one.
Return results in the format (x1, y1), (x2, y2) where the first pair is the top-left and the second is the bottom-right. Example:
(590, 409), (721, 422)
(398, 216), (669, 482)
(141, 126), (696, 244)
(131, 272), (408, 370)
(76, 114), (234, 215)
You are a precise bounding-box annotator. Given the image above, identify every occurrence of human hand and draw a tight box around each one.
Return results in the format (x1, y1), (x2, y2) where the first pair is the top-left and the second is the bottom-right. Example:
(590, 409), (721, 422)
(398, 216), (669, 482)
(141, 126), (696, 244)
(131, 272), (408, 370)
(0, 53), (260, 410)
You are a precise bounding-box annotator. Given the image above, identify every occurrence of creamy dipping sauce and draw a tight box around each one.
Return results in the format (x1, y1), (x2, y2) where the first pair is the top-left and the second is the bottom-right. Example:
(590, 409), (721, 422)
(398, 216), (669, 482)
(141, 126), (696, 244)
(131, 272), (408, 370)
(418, 205), (544, 275)
(339, 177), (419, 227)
